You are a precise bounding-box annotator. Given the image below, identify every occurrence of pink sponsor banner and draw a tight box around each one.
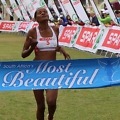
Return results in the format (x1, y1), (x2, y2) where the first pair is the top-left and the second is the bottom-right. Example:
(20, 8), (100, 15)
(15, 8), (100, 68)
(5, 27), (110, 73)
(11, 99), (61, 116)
(74, 26), (100, 52)
(100, 26), (120, 53)
(59, 26), (78, 47)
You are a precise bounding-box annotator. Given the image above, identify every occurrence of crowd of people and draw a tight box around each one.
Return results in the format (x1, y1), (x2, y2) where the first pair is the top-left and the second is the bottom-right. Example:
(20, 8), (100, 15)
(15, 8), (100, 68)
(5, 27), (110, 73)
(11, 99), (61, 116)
(49, 8), (120, 27)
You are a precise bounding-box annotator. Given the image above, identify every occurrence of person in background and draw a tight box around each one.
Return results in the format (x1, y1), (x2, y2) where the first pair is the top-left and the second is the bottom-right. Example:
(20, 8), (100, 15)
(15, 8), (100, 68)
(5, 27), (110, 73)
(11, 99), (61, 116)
(58, 14), (68, 26)
(21, 7), (71, 120)
(89, 12), (100, 26)
(66, 15), (74, 25)
(114, 10), (120, 24)
(100, 9), (105, 18)
(98, 10), (112, 26)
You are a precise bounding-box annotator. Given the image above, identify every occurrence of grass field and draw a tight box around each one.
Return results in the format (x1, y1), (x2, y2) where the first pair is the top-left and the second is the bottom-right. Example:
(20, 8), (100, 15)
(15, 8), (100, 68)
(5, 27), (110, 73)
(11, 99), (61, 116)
(0, 33), (120, 120)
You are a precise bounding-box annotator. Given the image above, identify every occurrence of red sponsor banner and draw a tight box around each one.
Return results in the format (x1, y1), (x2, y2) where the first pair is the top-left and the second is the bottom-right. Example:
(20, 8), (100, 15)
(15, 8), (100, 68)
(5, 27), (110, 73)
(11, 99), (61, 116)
(75, 26), (100, 48)
(0, 21), (15, 31)
(59, 26), (77, 45)
(102, 29), (120, 50)
(18, 21), (30, 31)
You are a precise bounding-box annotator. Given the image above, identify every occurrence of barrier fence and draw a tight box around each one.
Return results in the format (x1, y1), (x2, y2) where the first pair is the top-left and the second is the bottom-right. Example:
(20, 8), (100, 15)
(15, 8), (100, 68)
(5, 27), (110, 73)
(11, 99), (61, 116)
(0, 21), (120, 56)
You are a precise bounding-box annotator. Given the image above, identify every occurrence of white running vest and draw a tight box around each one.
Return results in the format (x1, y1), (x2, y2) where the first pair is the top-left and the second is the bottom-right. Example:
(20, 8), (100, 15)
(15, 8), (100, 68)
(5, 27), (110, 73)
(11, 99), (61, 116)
(35, 26), (58, 51)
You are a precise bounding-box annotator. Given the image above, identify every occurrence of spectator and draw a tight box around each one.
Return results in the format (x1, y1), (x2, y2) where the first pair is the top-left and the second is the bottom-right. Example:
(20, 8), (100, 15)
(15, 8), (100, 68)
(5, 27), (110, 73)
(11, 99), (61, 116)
(114, 10), (120, 24)
(66, 15), (74, 25)
(98, 10), (112, 26)
(58, 14), (68, 26)
(90, 12), (100, 26)
(100, 9), (105, 18)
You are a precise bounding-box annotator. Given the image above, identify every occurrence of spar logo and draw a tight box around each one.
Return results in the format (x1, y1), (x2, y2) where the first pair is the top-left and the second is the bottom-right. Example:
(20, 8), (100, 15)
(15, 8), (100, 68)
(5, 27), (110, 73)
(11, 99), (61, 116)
(59, 26), (77, 44)
(0, 22), (15, 31)
(76, 27), (100, 48)
(18, 22), (30, 31)
(102, 29), (120, 49)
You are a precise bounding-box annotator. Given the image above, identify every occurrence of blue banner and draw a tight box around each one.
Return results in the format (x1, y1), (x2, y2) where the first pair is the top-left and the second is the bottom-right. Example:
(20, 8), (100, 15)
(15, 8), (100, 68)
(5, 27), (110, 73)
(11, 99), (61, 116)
(0, 58), (120, 91)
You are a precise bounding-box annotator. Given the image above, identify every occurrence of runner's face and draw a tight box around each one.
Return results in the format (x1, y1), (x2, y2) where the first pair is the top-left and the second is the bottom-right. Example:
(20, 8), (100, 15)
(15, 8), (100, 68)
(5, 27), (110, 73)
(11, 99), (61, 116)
(36, 8), (49, 22)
